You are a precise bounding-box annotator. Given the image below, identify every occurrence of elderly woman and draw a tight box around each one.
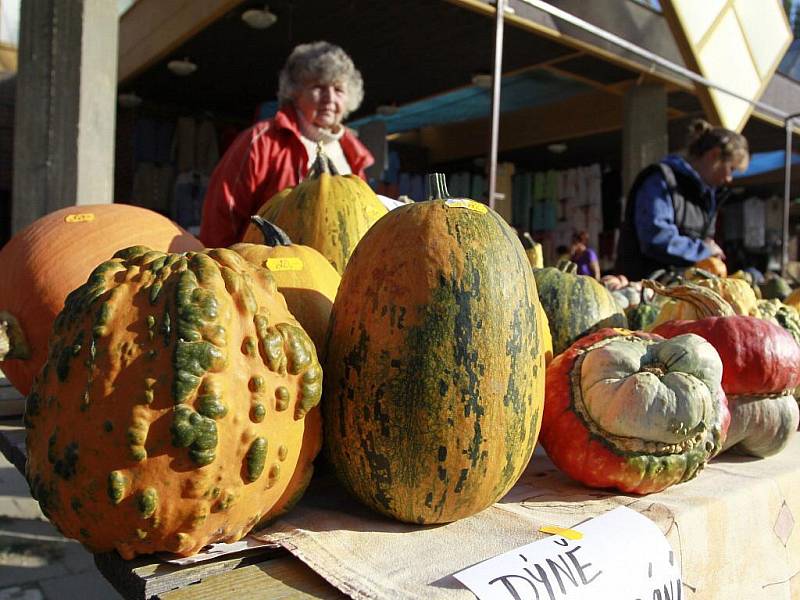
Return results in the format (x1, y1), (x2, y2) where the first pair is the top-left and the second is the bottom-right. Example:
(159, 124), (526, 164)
(199, 41), (374, 247)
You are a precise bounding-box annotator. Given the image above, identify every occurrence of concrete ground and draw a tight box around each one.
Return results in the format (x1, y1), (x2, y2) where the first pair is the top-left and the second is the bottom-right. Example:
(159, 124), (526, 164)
(0, 441), (122, 600)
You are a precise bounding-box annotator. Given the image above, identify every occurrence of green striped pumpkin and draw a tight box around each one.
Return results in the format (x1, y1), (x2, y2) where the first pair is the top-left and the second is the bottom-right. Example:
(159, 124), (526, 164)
(242, 152), (387, 275)
(533, 261), (627, 356)
(754, 298), (800, 346)
(322, 175), (546, 524)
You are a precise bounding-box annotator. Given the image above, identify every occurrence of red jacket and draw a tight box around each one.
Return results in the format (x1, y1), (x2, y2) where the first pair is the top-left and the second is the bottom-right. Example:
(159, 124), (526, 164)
(199, 104), (374, 248)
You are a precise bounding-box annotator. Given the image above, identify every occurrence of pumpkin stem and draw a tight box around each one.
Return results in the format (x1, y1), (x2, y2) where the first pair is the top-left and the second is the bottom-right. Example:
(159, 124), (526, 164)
(642, 280), (735, 318)
(308, 142), (339, 178)
(555, 258), (578, 274)
(684, 267), (718, 281)
(426, 173), (451, 200)
(0, 311), (31, 361)
(249, 216), (293, 247)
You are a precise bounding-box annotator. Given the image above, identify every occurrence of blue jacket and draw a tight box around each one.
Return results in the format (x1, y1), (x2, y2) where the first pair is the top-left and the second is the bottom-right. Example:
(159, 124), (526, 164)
(633, 154), (714, 265)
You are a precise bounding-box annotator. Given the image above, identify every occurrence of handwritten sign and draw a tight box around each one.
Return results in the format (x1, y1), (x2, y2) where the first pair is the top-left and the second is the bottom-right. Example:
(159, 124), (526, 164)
(453, 506), (681, 600)
(264, 257), (304, 272)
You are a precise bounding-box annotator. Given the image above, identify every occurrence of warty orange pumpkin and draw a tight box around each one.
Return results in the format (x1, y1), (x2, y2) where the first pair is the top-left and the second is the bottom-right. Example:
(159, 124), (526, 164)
(24, 246), (322, 559)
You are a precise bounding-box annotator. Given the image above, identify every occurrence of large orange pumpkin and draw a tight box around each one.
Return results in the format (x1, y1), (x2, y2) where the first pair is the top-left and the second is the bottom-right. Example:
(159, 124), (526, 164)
(0, 204), (203, 395)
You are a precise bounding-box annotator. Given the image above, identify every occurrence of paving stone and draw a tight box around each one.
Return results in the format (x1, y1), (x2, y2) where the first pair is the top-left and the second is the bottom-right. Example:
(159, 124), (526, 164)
(0, 465), (31, 498)
(39, 571), (122, 600)
(0, 586), (44, 600)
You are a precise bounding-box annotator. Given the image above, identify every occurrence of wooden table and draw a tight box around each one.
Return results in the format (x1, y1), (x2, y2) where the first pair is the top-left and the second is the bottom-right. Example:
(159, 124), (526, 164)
(0, 413), (346, 599)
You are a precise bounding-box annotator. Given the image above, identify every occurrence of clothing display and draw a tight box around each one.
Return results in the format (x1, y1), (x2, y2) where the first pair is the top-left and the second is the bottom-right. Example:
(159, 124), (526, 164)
(172, 171), (210, 235)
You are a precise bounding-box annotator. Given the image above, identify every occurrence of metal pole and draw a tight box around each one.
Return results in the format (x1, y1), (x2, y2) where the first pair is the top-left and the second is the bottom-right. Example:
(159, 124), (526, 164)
(782, 113), (800, 275)
(488, 0), (505, 209)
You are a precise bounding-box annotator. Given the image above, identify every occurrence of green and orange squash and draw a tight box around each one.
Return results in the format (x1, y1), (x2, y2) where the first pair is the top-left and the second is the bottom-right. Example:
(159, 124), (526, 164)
(0, 204), (203, 396)
(322, 174), (546, 524)
(649, 282), (800, 458)
(241, 149), (387, 274)
(540, 327), (729, 494)
(533, 260), (627, 356)
(24, 246), (322, 558)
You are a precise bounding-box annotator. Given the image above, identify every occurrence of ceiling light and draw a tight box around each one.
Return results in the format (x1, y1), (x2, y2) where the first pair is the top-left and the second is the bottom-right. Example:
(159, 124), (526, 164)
(547, 142), (568, 154)
(471, 73), (493, 89)
(376, 104), (398, 116)
(167, 58), (198, 76)
(242, 5), (278, 29)
(117, 92), (142, 108)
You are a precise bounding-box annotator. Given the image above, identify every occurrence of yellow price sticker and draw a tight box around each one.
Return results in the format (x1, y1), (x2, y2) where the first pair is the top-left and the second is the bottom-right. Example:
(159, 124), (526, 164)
(64, 213), (96, 223)
(444, 199), (488, 214)
(265, 257), (304, 272)
(538, 525), (583, 540)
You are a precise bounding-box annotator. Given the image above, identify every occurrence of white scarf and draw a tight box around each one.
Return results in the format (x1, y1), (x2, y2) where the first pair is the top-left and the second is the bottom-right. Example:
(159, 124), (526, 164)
(295, 109), (352, 174)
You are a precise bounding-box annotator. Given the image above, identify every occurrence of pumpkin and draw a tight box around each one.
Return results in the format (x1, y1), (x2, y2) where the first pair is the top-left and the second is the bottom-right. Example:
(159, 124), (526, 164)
(625, 287), (660, 331)
(540, 327), (728, 494)
(322, 174), (546, 524)
(695, 256), (727, 278)
(649, 282), (800, 457)
(784, 287), (800, 312)
(231, 217), (341, 355)
(729, 269), (762, 299)
(24, 246), (322, 558)
(650, 277), (757, 329)
(0, 204), (203, 396)
(521, 232), (544, 269)
(533, 260), (627, 356)
(759, 274), (793, 301)
(753, 298), (800, 346)
(241, 149), (387, 274)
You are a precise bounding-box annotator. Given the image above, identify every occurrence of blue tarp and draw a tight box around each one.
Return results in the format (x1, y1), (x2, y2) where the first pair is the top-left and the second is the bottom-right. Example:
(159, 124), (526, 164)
(348, 70), (590, 135)
(733, 150), (800, 178)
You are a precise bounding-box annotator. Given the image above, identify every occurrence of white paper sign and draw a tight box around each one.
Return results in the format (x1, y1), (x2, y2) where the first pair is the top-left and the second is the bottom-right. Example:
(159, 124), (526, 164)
(453, 506), (681, 600)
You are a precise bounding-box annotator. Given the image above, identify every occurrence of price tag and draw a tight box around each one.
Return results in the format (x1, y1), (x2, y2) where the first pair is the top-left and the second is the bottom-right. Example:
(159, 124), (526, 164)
(265, 257), (303, 272)
(64, 213), (95, 223)
(444, 199), (488, 214)
(453, 506), (680, 600)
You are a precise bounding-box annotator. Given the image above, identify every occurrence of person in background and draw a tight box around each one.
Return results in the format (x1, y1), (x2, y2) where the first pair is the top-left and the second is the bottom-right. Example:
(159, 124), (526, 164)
(555, 244), (571, 264)
(199, 41), (374, 248)
(615, 119), (749, 280)
(570, 230), (601, 279)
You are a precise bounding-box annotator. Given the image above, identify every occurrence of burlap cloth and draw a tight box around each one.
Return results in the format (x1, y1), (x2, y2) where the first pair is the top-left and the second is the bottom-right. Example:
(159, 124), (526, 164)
(252, 437), (800, 599)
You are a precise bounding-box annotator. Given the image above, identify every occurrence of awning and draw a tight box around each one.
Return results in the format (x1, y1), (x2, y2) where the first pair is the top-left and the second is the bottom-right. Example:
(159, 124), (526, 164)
(733, 150), (800, 178)
(348, 69), (590, 135)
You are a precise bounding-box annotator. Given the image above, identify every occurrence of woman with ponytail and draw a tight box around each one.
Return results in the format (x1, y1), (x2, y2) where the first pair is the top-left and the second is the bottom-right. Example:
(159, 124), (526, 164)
(615, 119), (749, 280)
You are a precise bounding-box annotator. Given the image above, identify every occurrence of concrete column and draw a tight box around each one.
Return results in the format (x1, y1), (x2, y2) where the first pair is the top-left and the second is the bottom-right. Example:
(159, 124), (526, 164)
(621, 83), (668, 197)
(12, 0), (118, 234)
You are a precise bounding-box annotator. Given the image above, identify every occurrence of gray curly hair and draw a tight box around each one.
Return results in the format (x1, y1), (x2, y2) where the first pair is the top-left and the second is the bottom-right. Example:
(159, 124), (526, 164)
(277, 41), (364, 117)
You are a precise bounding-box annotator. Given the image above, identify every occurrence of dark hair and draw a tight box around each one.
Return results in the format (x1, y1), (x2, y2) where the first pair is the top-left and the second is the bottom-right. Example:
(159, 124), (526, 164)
(572, 230), (588, 244)
(685, 118), (749, 168)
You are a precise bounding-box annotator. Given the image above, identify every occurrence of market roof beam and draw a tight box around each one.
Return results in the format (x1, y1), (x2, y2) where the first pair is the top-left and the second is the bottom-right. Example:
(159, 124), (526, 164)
(118, 0), (245, 84)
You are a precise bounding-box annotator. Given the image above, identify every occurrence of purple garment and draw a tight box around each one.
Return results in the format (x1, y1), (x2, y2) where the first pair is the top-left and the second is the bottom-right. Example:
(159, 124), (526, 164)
(572, 248), (598, 276)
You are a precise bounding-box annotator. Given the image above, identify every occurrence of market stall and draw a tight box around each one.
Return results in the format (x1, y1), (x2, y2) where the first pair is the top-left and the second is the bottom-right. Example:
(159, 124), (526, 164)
(2, 412), (800, 599)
